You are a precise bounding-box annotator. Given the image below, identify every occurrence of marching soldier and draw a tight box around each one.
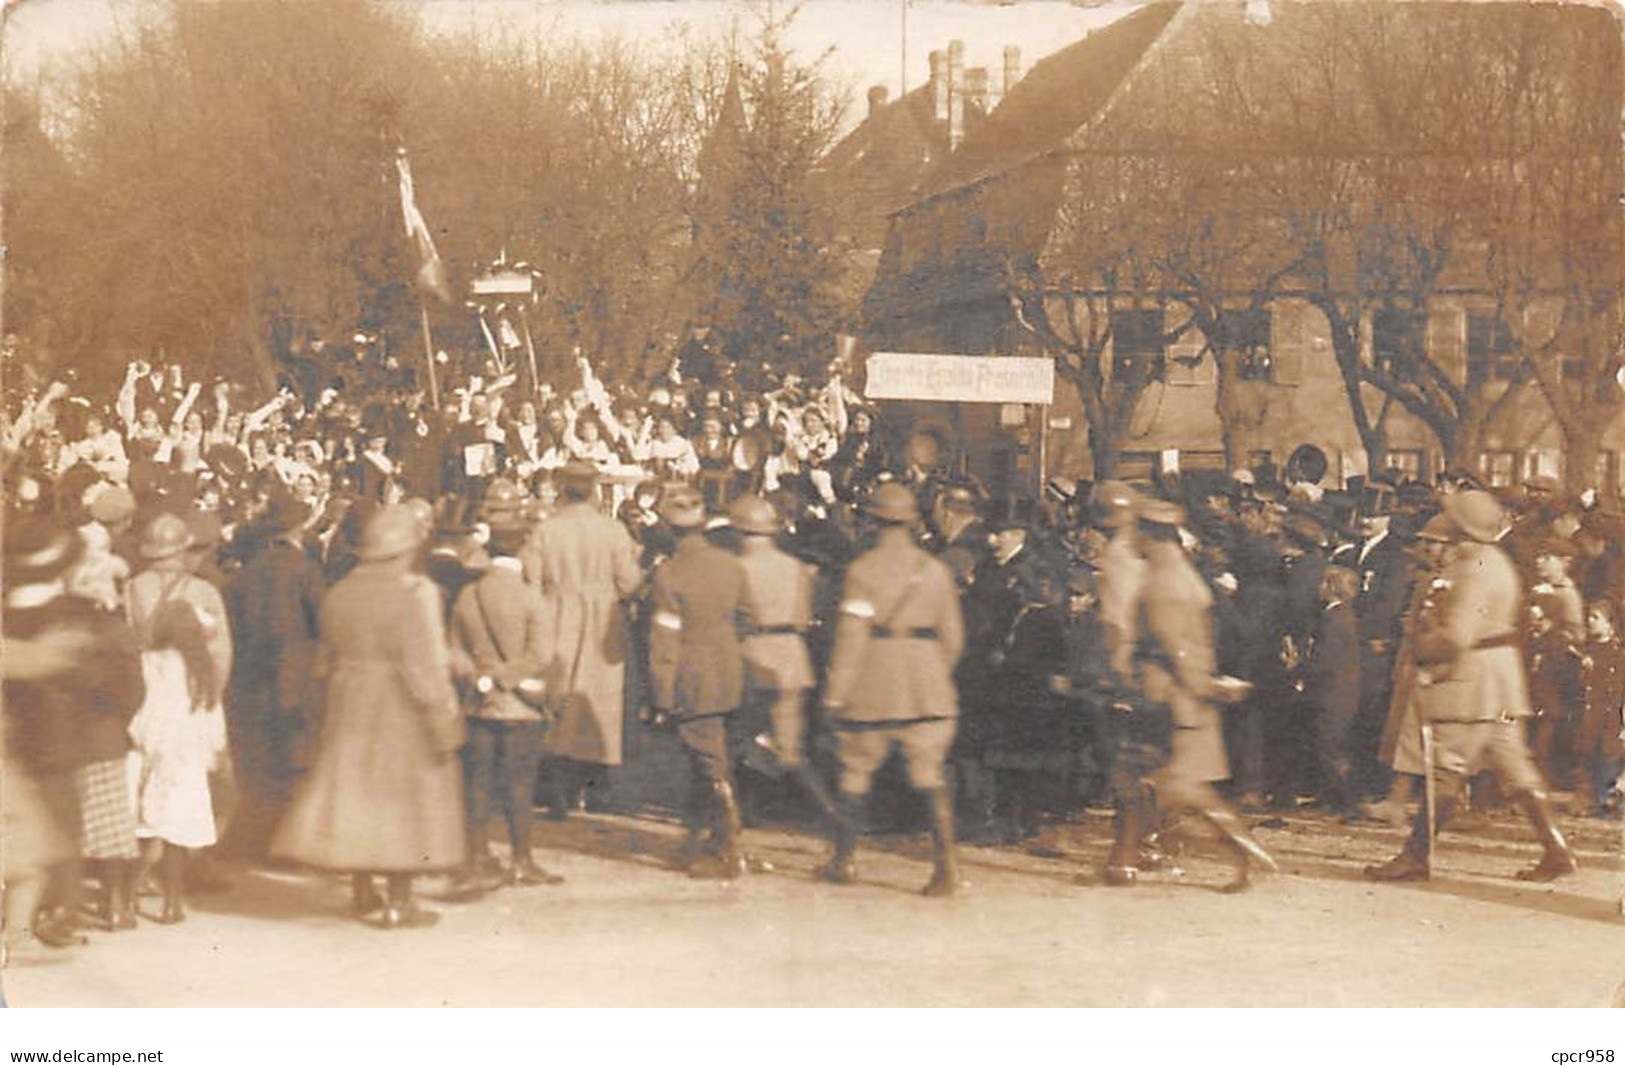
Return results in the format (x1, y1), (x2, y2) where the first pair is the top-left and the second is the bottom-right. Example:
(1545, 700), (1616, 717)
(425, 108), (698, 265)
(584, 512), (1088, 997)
(1084, 480), (1165, 886)
(647, 484), (751, 880)
(820, 483), (965, 896)
(1134, 499), (1279, 892)
(1366, 490), (1578, 883)
(729, 495), (847, 830)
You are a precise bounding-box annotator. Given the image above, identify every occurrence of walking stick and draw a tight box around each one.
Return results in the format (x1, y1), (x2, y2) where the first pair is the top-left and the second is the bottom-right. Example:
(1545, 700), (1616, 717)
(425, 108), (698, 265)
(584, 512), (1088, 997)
(1420, 722), (1436, 865)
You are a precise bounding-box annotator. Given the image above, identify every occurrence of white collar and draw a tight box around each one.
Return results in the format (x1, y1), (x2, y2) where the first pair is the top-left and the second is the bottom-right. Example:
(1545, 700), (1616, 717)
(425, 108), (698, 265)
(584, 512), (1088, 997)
(489, 556), (523, 573)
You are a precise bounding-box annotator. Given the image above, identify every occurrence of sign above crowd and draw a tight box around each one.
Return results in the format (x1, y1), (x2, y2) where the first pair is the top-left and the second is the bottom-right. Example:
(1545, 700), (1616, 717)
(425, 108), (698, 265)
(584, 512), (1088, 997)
(864, 352), (1055, 405)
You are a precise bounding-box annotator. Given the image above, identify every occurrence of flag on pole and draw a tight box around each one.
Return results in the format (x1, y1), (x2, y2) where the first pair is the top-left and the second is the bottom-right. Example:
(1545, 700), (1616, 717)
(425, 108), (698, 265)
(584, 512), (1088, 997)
(395, 148), (453, 304)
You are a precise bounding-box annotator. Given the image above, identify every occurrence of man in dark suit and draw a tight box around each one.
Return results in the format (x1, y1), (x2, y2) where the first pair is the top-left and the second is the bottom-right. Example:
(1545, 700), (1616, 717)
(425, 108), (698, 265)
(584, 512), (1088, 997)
(647, 484), (750, 880)
(1336, 489), (1414, 799)
(222, 490), (324, 858)
(1299, 564), (1363, 816)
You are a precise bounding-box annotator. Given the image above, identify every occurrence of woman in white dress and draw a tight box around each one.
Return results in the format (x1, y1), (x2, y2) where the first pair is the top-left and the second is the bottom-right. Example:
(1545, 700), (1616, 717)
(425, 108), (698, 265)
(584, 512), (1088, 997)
(128, 600), (228, 924)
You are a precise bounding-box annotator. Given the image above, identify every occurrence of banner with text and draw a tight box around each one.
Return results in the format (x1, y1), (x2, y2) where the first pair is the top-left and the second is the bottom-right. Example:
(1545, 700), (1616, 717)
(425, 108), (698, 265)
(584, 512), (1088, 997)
(865, 352), (1055, 405)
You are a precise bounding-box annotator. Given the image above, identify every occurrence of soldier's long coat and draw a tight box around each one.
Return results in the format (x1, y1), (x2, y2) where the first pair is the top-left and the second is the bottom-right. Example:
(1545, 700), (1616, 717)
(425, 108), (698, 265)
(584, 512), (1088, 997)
(524, 502), (644, 764)
(1139, 540), (1229, 784)
(272, 564), (465, 872)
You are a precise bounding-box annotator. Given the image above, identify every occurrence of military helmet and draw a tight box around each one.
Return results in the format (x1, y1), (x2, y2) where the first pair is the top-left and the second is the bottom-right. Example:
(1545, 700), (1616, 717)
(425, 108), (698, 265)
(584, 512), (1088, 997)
(728, 494), (780, 536)
(1089, 479), (1141, 529)
(356, 504), (425, 562)
(140, 512), (195, 560)
(866, 482), (920, 525)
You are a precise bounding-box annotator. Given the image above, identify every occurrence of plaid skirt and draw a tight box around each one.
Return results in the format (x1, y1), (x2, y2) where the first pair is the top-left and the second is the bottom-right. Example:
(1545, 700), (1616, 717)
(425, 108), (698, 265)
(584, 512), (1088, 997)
(73, 757), (139, 860)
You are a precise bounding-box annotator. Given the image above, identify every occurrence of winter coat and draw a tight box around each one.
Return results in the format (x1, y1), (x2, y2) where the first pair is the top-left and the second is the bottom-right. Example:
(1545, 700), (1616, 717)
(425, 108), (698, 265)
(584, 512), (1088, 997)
(523, 501), (643, 764)
(271, 563), (464, 872)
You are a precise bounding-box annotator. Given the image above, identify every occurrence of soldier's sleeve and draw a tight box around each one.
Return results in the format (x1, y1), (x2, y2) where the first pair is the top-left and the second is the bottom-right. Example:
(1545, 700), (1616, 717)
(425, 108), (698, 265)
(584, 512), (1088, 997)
(823, 566), (874, 709)
(648, 570), (681, 711)
(1415, 550), (1484, 665)
(610, 521), (644, 599)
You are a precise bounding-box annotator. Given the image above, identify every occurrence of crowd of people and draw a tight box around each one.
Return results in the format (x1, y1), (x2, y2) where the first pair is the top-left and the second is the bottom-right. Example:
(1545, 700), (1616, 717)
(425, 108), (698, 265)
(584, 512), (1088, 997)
(3, 336), (1622, 956)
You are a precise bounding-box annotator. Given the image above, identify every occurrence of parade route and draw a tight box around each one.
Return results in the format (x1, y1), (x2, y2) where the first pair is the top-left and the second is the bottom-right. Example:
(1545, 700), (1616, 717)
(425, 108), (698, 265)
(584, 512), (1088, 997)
(7, 809), (1622, 1008)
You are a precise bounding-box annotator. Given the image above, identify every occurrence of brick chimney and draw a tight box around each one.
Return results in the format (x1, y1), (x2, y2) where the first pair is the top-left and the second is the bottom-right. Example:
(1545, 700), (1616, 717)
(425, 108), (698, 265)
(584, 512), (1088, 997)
(1003, 45), (1022, 99)
(867, 84), (890, 118)
(948, 39), (965, 150)
(930, 50), (948, 121)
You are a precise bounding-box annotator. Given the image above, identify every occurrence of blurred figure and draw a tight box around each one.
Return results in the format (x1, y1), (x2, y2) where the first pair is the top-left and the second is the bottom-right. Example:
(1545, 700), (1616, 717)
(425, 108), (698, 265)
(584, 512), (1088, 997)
(273, 505), (466, 928)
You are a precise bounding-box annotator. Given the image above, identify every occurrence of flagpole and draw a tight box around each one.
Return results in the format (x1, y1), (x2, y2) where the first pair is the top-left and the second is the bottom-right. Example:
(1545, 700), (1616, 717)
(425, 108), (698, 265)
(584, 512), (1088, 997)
(520, 309), (540, 399)
(420, 300), (440, 410)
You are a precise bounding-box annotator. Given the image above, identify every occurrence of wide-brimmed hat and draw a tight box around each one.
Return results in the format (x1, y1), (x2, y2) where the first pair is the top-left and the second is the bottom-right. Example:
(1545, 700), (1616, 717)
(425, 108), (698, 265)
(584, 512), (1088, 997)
(5, 516), (85, 586)
(658, 484), (706, 530)
(140, 512), (195, 560)
(728, 495), (780, 536)
(556, 462), (599, 488)
(866, 482), (919, 525)
(1442, 489), (1509, 544)
(356, 504), (425, 561)
(87, 484), (137, 526)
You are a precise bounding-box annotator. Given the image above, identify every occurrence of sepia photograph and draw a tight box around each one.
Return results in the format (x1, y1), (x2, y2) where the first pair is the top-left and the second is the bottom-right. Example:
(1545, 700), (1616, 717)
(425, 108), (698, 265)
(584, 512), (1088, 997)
(2, 0), (1623, 1028)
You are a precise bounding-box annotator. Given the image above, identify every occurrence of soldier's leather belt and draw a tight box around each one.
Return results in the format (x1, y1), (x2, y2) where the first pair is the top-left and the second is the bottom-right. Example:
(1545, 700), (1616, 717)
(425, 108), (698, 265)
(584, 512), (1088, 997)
(1471, 632), (1522, 650)
(750, 624), (806, 636)
(871, 625), (939, 640)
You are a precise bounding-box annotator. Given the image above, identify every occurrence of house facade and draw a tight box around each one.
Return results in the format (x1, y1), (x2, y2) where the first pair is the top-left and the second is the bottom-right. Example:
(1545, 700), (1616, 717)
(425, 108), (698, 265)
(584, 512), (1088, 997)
(860, 0), (1625, 495)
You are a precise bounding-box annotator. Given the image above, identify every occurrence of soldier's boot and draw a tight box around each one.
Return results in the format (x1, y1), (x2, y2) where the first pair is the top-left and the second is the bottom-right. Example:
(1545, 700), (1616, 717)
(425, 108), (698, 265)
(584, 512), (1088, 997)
(921, 787), (961, 898)
(689, 781), (746, 881)
(1199, 803), (1279, 894)
(675, 775), (716, 871)
(1135, 784), (1172, 871)
(819, 793), (864, 885)
(1513, 790), (1578, 882)
(1098, 798), (1143, 887)
(790, 763), (841, 824)
(1365, 778), (1460, 883)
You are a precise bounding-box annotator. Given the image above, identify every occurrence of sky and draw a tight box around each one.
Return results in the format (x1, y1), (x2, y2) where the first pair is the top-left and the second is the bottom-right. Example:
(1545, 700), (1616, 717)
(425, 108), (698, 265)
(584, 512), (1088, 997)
(3, 0), (1142, 122)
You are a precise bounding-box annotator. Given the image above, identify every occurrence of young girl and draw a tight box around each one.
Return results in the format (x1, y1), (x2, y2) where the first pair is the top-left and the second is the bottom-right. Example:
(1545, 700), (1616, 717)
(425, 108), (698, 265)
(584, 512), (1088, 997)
(128, 600), (228, 924)
(1579, 600), (1625, 818)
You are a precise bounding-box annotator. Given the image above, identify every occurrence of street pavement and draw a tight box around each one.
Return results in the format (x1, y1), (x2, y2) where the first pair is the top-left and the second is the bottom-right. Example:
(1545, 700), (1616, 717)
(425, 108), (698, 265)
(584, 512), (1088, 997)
(5, 805), (1623, 1007)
